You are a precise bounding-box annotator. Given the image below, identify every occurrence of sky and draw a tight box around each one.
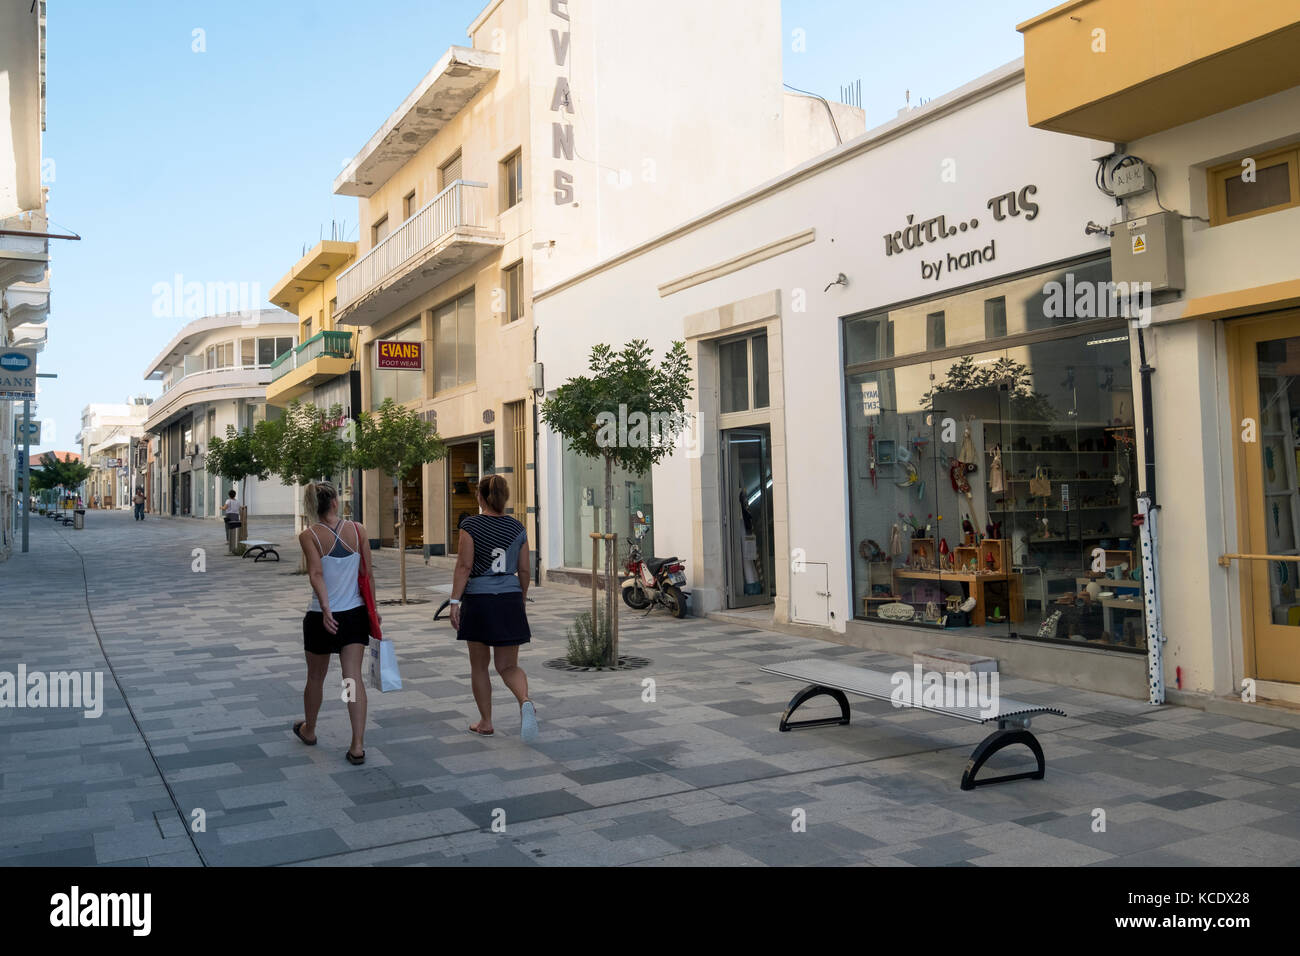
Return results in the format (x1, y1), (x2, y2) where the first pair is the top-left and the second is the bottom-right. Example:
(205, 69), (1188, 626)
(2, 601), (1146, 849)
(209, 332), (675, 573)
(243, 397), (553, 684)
(30, 0), (1043, 456)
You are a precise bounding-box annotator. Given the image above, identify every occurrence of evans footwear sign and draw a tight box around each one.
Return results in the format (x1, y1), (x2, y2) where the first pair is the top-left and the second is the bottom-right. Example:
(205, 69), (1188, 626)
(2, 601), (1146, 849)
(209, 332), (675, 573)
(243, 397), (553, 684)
(0, 348), (37, 400)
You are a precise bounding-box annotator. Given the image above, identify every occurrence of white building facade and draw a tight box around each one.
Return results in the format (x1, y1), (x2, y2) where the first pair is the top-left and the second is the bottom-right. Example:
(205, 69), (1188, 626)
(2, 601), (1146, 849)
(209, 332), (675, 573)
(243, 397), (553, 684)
(142, 311), (299, 519)
(535, 62), (1184, 697)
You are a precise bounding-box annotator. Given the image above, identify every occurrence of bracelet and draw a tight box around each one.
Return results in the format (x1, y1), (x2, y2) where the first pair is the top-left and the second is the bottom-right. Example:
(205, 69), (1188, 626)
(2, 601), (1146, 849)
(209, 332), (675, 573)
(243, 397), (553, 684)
(449, 598), (461, 605)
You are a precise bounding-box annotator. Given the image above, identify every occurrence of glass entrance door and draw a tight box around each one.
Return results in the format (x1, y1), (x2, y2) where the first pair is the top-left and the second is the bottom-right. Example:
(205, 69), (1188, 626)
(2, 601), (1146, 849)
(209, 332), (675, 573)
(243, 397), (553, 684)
(1231, 313), (1300, 684)
(722, 427), (774, 608)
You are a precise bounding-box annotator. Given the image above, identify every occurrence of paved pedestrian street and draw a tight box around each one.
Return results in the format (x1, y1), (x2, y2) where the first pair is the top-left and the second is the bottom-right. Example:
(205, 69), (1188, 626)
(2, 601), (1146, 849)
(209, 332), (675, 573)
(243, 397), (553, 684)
(2, 511), (1299, 867)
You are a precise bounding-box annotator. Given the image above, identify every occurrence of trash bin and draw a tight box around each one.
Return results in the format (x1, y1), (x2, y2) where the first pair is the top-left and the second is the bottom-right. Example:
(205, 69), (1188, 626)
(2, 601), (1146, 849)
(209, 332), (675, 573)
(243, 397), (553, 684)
(73, 508), (86, 530)
(226, 518), (242, 554)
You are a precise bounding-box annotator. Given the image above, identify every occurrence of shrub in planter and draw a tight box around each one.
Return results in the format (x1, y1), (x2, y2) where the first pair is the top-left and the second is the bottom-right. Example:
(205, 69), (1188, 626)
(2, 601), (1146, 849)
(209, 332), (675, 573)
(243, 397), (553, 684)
(566, 607), (612, 667)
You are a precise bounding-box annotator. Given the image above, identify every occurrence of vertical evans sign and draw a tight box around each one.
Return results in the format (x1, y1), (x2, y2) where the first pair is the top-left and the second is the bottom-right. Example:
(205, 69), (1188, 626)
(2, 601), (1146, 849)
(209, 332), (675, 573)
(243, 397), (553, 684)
(551, 0), (575, 205)
(0, 348), (37, 400)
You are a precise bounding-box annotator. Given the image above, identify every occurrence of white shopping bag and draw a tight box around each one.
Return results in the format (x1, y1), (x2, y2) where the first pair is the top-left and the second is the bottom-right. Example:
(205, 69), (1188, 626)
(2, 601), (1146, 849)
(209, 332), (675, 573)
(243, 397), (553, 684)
(368, 638), (402, 692)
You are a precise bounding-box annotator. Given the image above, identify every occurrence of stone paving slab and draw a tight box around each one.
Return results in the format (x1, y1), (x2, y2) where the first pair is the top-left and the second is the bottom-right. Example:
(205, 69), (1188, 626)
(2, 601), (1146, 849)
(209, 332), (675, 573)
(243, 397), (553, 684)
(1, 510), (1298, 866)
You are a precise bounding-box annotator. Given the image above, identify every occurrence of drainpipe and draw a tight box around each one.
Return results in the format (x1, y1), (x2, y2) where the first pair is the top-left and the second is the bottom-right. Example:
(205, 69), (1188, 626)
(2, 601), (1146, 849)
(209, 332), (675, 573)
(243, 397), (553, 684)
(1135, 326), (1165, 704)
(532, 326), (541, 586)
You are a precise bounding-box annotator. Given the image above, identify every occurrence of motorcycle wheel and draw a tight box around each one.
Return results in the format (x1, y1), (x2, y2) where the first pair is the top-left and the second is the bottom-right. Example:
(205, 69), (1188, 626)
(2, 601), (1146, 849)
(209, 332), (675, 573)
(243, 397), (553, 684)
(622, 583), (651, 610)
(663, 585), (688, 619)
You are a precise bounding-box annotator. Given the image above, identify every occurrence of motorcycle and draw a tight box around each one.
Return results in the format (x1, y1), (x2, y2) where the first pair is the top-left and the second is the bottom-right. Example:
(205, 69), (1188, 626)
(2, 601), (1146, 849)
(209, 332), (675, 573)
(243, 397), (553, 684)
(620, 511), (689, 618)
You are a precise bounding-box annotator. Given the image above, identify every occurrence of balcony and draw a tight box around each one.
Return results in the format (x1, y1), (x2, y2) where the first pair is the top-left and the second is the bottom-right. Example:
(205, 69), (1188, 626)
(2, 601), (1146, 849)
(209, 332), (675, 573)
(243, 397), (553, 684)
(7, 321), (47, 350)
(1019, 0), (1300, 142)
(267, 330), (355, 406)
(4, 278), (49, 325)
(334, 180), (504, 326)
(145, 365), (271, 433)
(333, 46), (500, 199)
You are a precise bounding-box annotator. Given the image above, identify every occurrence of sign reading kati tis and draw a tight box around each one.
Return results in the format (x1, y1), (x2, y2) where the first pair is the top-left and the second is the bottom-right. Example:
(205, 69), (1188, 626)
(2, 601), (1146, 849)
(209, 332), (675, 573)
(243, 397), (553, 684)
(376, 340), (423, 370)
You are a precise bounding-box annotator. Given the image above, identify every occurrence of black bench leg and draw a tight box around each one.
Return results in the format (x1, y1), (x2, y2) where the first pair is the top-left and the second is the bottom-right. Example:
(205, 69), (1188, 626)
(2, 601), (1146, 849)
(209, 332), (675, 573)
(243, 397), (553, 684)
(778, 684), (851, 732)
(960, 728), (1046, 790)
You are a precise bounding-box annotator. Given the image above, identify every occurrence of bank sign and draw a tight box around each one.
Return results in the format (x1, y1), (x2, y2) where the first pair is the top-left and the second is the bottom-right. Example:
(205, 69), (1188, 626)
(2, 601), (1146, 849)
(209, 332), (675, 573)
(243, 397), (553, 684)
(0, 348), (37, 400)
(376, 340), (423, 371)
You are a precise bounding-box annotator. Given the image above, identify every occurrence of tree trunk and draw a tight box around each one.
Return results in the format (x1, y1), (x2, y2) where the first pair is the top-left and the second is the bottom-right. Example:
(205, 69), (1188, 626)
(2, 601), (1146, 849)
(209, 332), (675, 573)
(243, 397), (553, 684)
(398, 474), (407, 605)
(604, 455), (616, 666)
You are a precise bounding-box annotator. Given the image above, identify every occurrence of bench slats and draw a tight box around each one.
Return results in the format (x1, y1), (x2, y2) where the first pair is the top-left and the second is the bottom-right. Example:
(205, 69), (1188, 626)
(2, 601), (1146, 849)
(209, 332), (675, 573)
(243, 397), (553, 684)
(761, 658), (1065, 724)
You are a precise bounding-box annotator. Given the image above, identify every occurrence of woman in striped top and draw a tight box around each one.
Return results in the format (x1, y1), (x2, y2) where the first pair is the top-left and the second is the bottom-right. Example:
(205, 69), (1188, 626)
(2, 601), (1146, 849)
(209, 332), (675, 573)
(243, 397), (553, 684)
(450, 474), (537, 741)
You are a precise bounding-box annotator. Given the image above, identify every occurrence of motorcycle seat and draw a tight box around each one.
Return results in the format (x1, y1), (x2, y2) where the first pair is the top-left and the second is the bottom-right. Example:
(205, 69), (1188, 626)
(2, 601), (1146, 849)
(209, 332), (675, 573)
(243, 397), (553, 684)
(646, 556), (679, 574)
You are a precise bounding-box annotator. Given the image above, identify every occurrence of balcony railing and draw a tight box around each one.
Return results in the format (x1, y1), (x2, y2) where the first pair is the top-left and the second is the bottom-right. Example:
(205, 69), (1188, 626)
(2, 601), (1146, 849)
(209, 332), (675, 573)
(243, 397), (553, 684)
(335, 180), (490, 312)
(270, 330), (354, 382)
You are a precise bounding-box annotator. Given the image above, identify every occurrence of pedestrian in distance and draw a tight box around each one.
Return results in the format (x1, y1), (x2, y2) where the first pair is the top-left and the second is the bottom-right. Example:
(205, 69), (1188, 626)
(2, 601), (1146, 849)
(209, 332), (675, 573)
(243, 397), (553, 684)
(293, 481), (378, 765)
(133, 487), (145, 521)
(449, 474), (538, 741)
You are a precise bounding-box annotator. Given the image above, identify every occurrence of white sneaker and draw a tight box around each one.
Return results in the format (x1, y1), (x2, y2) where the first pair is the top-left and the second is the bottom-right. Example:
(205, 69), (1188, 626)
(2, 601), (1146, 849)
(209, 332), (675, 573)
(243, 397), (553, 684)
(520, 700), (539, 743)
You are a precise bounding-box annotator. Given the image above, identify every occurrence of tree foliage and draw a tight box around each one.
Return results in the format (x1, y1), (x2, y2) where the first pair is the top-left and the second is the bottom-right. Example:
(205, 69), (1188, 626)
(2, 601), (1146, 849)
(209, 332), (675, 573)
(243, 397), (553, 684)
(350, 398), (447, 604)
(540, 340), (694, 664)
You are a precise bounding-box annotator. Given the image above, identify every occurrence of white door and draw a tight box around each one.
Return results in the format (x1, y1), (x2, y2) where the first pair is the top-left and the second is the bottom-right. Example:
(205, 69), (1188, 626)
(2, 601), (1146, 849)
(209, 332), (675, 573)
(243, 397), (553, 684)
(791, 561), (830, 626)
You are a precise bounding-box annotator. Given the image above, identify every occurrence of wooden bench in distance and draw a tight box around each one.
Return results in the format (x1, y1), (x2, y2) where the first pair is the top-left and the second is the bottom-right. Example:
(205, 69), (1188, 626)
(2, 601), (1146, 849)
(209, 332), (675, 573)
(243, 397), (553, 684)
(761, 658), (1065, 790)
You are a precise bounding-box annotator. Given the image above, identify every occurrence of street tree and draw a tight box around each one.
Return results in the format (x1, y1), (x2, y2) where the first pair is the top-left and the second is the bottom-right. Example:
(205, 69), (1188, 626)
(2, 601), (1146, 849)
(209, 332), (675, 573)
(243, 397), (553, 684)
(540, 339), (693, 664)
(350, 398), (446, 604)
(206, 423), (272, 539)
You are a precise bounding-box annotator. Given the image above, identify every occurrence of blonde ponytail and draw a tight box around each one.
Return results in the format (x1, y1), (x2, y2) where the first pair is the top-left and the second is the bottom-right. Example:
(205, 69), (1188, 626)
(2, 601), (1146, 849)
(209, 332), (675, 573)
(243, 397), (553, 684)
(304, 480), (337, 520)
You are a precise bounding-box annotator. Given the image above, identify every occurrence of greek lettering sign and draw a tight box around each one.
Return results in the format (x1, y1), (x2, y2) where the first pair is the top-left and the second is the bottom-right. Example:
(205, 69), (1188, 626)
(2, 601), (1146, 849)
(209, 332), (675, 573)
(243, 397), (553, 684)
(0, 348), (37, 400)
(860, 381), (881, 417)
(376, 340), (423, 370)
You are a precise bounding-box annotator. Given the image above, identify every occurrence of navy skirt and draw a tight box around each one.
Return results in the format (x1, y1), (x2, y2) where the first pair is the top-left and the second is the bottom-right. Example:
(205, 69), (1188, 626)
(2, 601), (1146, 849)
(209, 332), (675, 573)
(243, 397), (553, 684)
(457, 592), (531, 646)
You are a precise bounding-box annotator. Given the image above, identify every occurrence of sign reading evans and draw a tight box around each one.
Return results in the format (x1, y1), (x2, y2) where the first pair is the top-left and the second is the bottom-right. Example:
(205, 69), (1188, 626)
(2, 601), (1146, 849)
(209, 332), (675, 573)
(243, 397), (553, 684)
(376, 340), (423, 370)
(0, 348), (37, 400)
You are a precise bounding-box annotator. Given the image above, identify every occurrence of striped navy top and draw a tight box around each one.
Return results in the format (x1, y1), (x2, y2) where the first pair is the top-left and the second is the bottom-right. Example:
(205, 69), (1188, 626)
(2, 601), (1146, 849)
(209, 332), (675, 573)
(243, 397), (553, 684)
(460, 513), (527, 595)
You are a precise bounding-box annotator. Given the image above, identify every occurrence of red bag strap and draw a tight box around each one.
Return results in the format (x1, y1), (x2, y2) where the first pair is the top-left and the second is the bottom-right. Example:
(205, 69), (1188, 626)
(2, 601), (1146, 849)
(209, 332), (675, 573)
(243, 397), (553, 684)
(356, 522), (369, 578)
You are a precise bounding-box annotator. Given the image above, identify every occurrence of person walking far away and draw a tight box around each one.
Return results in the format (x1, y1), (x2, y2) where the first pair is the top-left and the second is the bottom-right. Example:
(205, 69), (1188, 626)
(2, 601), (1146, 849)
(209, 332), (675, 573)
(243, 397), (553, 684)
(293, 481), (378, 765)
(133, 487), (146, 521)
(449, 474), (538, 741)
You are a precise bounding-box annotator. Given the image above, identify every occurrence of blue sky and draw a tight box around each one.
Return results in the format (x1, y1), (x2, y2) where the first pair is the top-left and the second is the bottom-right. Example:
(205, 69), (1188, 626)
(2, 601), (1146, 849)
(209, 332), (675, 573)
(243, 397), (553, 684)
(31, 0), (1041, 455)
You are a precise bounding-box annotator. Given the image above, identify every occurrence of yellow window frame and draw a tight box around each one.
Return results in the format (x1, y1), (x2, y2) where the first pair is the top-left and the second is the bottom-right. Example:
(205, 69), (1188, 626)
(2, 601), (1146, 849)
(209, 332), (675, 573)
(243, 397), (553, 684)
(1207, 142), (1300, 226)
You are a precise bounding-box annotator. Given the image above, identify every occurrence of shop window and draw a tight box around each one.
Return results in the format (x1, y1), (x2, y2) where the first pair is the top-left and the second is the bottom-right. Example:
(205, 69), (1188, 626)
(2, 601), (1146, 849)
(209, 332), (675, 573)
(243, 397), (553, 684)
(434, 290), (476, 392)
(1208, 143), (1300, 225)
(843, 257), (1145, 653)
(502, 150), (523, 210)
(370, 317), (424, 407)
(503, 261), (524, 323)
(561, 439), (653, 568)
(720, 331), (770, 414)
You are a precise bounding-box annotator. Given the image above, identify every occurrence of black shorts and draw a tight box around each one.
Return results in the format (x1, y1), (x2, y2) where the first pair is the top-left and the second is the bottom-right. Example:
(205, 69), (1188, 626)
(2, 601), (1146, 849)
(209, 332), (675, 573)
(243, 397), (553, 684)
(303, 605), (371, 655)
(457, 592), (531, 647)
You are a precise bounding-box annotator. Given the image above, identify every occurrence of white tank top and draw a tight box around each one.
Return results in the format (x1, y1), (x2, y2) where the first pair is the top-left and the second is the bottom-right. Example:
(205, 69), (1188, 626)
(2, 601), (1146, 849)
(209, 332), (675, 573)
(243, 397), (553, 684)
(307, 520), (363, 613)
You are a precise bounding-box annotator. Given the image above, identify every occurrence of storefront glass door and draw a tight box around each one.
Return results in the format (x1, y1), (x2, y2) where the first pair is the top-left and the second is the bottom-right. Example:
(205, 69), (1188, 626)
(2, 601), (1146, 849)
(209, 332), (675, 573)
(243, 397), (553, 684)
(1232, 313), (1300, 683)
(722, 427), (775, 608)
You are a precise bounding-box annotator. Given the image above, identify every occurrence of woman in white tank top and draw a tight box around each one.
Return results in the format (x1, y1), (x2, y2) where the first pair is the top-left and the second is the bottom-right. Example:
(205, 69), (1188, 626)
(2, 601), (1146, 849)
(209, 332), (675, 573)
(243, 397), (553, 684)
(293, 481), (378, 765)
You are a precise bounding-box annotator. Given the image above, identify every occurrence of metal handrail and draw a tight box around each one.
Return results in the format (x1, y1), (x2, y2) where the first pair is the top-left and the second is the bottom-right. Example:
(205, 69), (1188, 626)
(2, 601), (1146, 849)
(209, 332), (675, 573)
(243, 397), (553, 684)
(1218, 553), (1300, 567)
(270, 330), (354, 381)
(335, 179), (489, 311)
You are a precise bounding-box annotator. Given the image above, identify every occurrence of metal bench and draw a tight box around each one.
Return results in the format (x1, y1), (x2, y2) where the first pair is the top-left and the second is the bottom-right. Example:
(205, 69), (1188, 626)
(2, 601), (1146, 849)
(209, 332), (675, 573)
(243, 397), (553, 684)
(240, 539), (280, 562)
(761, 658), (1065, 790)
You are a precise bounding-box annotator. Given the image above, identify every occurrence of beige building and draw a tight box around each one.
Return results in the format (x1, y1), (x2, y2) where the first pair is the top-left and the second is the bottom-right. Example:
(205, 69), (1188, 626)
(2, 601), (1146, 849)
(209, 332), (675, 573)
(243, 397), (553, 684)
(332, 0), (862, 560)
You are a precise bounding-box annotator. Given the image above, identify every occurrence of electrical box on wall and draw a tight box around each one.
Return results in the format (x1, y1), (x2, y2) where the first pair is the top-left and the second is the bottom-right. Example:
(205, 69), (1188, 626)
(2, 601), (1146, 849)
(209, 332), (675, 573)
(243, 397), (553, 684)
(1110, 159), (1153, 197)
(1110, 211), (1185, 293)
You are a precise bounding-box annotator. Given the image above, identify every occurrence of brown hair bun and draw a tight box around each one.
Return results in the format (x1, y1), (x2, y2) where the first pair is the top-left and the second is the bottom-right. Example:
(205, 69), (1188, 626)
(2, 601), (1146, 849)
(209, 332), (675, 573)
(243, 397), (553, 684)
(478, 474), (509, 513)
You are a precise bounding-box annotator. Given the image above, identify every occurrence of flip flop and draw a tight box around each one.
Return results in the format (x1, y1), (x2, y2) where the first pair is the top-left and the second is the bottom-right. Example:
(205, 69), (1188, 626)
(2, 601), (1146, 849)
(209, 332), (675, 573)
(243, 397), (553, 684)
(292, 721), (317, 746)
(469, 724), (495, 737)
(346, 750), (365, 765)
(520, 700), (539, 743)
